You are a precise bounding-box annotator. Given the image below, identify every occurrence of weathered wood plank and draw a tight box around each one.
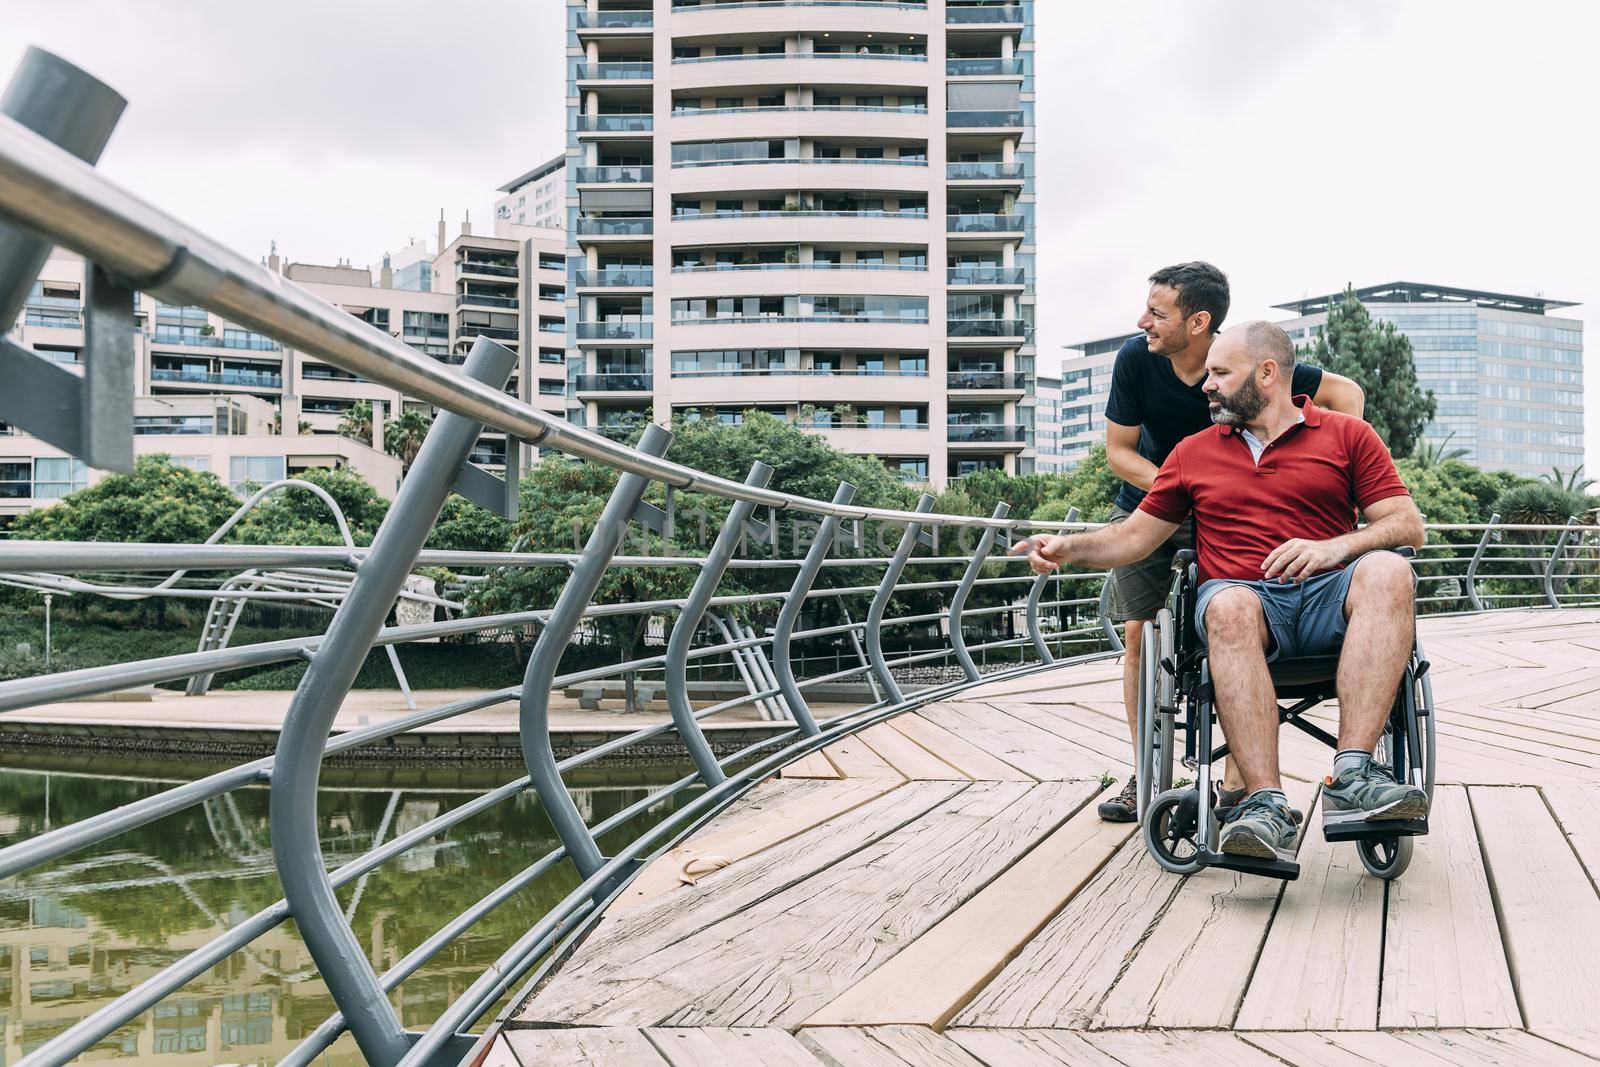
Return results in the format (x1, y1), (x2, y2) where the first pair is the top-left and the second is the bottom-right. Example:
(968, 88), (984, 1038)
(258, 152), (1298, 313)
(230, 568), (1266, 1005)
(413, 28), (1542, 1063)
(1381, 784), (1520, 1028)
(1085, 1030), (1292, 1066)
(804, 782), (1129, 1027)
(502, 1028), (669, 1067)
(800, 1026), (987, 1067)
(1248, 1028), (1600, 1067)
(617, 779), (902, 911)
(781, 750), (842, 779)
(516, 781), (966, 1025)
(645, 1027), (824, 1066)
(821, 733), (903, 779)
(921, 702), (1108, 781)
(1236, 793), (1385, 1030)
(1543, 783), (1600, 888)
(954, 837), (1178, 1028)
(956, 658), (1124, 701)
(1534, 1030), (1600, 1059)
(890, 712), (1036, 782)
(945, 1028), (1127, 1067)
(986, 700), (1134, 767)
(1470, 785), (1600, 1029)
(858, 721), (970, 779)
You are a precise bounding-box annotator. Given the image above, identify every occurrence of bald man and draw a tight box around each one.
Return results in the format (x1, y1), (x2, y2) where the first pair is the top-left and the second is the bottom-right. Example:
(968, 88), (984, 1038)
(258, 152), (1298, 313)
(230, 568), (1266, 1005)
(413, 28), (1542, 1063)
(1013, 321), (1427, 863)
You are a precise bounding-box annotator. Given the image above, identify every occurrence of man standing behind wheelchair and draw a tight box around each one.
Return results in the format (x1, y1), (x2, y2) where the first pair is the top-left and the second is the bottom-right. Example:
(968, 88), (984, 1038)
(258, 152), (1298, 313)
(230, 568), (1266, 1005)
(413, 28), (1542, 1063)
(1093, 262), (1365, 823)
(1013, 321), (1428, 863)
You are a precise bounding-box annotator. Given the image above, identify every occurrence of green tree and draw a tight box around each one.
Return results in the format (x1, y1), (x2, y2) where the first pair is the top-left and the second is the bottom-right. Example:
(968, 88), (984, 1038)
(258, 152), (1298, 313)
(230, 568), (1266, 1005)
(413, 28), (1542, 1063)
(384, 409), (434, 470)
(1297, 287), (1436, 458)
(337, 400), (374, 444)
(425, 495), (513, 553)
(1033, 443), (1120, 523)
(227, 466), (390, 546)
(1410, 432), (1470, 468)
(9, 454), (238, 543)
(949, 469), (1072, 520)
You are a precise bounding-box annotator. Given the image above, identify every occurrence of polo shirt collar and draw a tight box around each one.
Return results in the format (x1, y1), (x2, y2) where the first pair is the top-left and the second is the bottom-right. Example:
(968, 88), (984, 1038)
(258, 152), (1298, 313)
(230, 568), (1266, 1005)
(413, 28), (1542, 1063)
(1218, 394), (1321, 436)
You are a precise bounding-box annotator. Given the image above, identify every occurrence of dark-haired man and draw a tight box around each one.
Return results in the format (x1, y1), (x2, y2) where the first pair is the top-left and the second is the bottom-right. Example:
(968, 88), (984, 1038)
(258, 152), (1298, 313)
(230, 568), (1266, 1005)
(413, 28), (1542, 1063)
(1093, 263), (1366, 822)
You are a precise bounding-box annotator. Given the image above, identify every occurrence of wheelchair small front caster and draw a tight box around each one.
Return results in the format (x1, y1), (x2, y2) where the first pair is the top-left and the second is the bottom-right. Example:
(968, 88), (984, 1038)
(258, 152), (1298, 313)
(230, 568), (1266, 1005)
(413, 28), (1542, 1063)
(1144, 787), (1205, 875)
(1357, 834), (1413, 880)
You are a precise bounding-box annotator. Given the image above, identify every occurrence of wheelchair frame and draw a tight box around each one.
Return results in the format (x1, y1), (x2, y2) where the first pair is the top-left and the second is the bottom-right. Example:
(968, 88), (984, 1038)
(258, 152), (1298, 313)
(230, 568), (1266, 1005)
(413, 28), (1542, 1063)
(1134, 548), (1438, 881)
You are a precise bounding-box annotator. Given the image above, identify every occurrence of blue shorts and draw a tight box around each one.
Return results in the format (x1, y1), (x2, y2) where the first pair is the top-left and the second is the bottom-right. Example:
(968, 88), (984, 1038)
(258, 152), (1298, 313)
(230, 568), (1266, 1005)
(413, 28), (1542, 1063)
(1193, 551), (1414, 662)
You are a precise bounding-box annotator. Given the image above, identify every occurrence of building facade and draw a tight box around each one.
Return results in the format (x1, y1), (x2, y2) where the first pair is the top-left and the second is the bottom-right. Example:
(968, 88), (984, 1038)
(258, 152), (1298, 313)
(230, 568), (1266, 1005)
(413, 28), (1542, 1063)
(1053, 332), (1127, 469)
(564, 0), (1037, 486)
(1275, 282), (1585, 478)
(496, 155), (569, 231)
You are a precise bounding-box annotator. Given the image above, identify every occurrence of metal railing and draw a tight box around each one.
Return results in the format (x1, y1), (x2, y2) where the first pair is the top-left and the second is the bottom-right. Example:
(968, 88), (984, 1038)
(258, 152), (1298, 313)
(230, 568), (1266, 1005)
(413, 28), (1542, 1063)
(0, 50), (1596, 1067)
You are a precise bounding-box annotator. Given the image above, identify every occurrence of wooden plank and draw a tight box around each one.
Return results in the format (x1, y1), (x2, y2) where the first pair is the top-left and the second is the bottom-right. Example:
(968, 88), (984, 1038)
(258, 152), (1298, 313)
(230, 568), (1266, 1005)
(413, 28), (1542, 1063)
(1093, 780), (1318, 1029)
(645, 1027), (824, 1067)
(1543, 783), (1600, 889)
(921, 702), (1109, 781)
(517, 781), (967, 1025)
(617, 779), (903, 911)
(858, 721), (970, 780)
(1534, 1030), (1600, 1059)
(821, 733), (903, 779)
(502, 1028), (669, 1067)
(1470, 785), (1600, 1029)
(987, 700), (1134, 767)
(1381, 784), (1520, 1028)
(890, 712), (1036, 782)
(1236, 792), (1385, 1030)
(781, 750), (842, 779)
(800, 1027), (988, 1067)
(945, 1029), (1126, 1067)
(1084, 1030), (1291, 1066)
(954, 837), (1178, 1028)
(1251, 1029), (1600, 1067)
(804, 782), (1129, 1027)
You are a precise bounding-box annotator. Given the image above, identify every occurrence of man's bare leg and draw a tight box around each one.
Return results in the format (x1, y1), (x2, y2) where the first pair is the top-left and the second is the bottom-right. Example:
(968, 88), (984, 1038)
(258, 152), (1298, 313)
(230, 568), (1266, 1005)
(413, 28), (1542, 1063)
(1335, 552), (1415, 751)
(1203, 588), (1280, 793)
(1120, 619), (1145, 747)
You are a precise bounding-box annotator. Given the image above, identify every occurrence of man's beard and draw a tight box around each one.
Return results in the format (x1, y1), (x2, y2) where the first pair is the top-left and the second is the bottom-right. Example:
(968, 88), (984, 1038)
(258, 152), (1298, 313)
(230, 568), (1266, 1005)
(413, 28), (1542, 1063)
(1209, 376), (1265, 425)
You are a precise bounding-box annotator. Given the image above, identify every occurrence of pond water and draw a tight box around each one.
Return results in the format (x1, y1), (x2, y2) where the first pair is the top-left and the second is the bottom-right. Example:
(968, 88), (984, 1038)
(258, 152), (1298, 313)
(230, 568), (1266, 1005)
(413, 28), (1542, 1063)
(0, 752), (698, 1065)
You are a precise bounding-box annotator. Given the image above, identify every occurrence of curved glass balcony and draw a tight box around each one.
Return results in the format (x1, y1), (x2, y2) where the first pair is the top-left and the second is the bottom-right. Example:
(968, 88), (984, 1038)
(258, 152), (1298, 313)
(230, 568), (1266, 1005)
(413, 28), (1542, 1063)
(946, 161), (1026, 180)
(947, 423), (1026, 442)
(946, 110), (1024, 128)
(577, 320), (654, 341)
(947, 57), (1025, 76)
(574, 165), (653, 183)
(574, 114), (654, 133)
(576, 217), (653, 236)
(946, 5), (1024, 23)
(948, 370), (1027, 389)
(947, 318), (1027, 337)
(947, 266), (1026, 285)
(574, 9), (652, 28)
(576, 373), (654, 391)
(574, 62), (653, 80)
(575, 268), (654, 287)
(947, 213), (1026, 233)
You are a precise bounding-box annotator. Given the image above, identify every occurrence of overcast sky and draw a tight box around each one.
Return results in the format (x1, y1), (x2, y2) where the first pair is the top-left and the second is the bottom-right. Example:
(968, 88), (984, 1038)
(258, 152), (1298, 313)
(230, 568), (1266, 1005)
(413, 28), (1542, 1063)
(7, 1), (1598, 468)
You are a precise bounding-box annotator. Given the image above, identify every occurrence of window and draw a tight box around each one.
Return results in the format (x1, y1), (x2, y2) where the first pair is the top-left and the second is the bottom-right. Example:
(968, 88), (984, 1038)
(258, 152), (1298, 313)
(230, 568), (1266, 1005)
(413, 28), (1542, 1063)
(0, 460), (30, 499)
(230, 455), (286, 492)
(170, 456), (211, 472)
(758, 198), (784, 212)
(539, 380), (566, 396)
(541, 348), (565, 364)
(33, 457), (87, 499)
(814, 94), (842, 106)
(539, 253), (565, 270)
(716, 96), (744, 108)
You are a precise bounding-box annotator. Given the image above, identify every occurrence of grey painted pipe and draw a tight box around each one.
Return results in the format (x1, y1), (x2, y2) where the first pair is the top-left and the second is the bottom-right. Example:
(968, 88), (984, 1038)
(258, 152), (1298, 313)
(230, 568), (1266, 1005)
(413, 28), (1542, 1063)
(1025, 573), (1056, 665)
(772, 481), (857, 735)
(1463, 513), (1498, 612)
(0, 48), (125, 327)
(864, 492), (935, 704)
(949, 502), (1011, 682)
(520, 422), (673, 881)
(1543, 516), (1579, 608)
(666, 461), (774, 784)
(269, 337), (515, 1067)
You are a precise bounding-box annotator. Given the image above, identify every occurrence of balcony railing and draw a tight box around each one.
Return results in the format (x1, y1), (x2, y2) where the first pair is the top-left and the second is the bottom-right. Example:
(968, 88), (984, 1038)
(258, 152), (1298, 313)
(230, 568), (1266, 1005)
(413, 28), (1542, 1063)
(574, 62), (653, 80)
(948, 213), (1026, 233)
(947, 57), (1025, 75)
(574, 114), (655, 133)
(672, 156), (927, 169)
(151, 330), (283, 350)
(459, 325), (520, 340)
(673, 50), (927, 64)
(798, 420), (929, 430)
(672, 208), (926, 221)
(947, 110), (1024, 128)
(673, 314), (929, 326)
(674, 1), (928, 9)
(947, 423), (1026, 442)
(574, 9), (652, 28)
(576, 216), (653, 236)
(577, 320), (654, 341)
(457, 293), (519, 309)
(947, 318), (1028, 338)
(673, 104), (927, 117)
(946, 5), (1024, 23)
(150, 368), (284, 388)
(948, 266), (1026, 285)
(674, 260), (927, 273)
(574, 165), (653, 183)
(575, 267), (654, 287)
(459, 259), (519, 278)
(576, 373), (654, 391)
(947, 161), (1026, 180)
(672, 367), (929, 378)
(948, 370), (1027, 390)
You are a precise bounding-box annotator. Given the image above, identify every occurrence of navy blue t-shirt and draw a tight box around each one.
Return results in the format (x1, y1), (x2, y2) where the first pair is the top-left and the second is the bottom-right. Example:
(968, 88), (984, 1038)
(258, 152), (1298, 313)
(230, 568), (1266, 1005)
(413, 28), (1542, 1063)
(1104, 335), (1325, 512)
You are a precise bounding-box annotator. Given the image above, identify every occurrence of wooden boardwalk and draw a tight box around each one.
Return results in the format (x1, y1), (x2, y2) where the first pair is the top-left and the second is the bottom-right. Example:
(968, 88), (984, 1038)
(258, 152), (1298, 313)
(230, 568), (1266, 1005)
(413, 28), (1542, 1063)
(480, 609), (1600, 1066)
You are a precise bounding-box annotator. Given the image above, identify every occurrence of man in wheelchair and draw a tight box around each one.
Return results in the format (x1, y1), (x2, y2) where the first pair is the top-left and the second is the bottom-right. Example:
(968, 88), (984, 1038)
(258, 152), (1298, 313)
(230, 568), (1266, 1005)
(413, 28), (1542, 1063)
(1012, 320), (1427, 870)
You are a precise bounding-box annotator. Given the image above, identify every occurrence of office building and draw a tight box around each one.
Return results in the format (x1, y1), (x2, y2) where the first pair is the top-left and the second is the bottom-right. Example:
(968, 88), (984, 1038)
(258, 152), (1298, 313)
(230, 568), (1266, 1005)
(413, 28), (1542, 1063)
(564, 0), (1037, 486)
(496, 155), (568, 231)
(1054, 332), (1128, 468)
(1276, 282), (1584, 477)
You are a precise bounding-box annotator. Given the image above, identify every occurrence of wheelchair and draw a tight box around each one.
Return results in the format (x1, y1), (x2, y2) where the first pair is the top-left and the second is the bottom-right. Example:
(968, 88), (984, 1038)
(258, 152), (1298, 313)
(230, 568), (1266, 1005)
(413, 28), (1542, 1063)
(1133, 549), (1437, 881)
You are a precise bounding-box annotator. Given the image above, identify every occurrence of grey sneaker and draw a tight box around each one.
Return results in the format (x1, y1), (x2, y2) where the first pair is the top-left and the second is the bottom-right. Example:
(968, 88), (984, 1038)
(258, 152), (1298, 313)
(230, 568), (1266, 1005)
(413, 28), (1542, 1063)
(1219, 790), (1300, 861)
(1097, 775), (1138, 823)
(1321, 756), (1429, 829)
(1216, 786), (1304, 826)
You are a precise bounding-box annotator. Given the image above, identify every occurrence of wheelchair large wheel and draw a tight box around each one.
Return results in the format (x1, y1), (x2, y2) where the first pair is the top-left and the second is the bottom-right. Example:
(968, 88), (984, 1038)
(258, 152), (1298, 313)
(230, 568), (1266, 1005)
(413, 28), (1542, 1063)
(1144, 787), (1204, 875)
(1357, 835), (1413, 880)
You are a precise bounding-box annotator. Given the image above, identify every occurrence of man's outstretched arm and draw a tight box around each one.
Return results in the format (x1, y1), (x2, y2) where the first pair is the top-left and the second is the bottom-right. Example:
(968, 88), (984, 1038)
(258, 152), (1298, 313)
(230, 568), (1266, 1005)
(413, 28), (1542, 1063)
(1010, 509), (1180, 574)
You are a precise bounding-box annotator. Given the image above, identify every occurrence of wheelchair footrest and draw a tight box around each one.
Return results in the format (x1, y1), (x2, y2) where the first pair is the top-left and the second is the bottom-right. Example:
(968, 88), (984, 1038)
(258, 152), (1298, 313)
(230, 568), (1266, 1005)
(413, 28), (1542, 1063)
(1201, 849), (1301, 882)
(1322, 817), (1429, 843)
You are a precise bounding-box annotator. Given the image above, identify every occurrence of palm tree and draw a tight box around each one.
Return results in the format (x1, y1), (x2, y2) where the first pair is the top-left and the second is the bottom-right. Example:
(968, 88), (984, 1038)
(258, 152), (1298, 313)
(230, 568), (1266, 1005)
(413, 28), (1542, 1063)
(383, 409), (434, 471)
(336, 400), (373, 444)
(1543, 465), (1595, 494)
(1411, 432), (1469, 468)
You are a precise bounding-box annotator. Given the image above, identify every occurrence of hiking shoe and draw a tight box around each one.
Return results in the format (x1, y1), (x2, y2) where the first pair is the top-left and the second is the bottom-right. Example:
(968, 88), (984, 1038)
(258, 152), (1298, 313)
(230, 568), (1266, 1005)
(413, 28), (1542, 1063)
(1097, 775), (1138, 823)
(1219, 791), (1300, 861)
(1321, 755), (1429, 829)
(1217, 786), (1303, 826)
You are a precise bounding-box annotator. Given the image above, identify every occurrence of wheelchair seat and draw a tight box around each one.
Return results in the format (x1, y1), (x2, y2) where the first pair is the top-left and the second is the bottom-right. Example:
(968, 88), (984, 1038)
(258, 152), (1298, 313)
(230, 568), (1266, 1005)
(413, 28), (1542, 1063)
(1266, 655), (1340, 688)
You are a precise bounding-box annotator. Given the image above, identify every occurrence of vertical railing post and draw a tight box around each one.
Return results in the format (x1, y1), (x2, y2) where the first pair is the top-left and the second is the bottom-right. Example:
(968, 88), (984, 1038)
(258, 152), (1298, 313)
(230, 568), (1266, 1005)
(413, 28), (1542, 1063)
(1543, 515), (1578, 609)
(268, 337), (516, 1067)
(519, 423), (673, 881)
(1024, 506), (1078, 665)
(708, 613), (777, 719)
(772, 482), (856, 735)
(740, 618), (789, 717)
(865, 492), (935, 704)
(665, 461), (773, 785)
(1464, 513), (1498, 613)
(949, 503), (1010, 682)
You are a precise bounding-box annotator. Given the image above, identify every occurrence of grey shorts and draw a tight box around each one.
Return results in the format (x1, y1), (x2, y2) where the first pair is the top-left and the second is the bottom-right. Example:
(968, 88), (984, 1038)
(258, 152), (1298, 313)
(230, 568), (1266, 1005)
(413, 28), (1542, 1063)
(1193, 550), (1415, 662)
(1103, 504), (1194, 623)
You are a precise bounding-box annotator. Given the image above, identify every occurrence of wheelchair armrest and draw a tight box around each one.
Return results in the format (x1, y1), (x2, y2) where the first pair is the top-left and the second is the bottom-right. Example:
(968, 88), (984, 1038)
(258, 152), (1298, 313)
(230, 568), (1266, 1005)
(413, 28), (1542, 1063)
(1172, 548), (1196, 569)
(1396, 546), (1416, 559)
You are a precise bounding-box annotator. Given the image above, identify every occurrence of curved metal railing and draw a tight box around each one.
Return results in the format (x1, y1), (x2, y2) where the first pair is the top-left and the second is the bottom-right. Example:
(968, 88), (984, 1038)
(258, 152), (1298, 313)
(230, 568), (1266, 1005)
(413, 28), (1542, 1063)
(0, 48), (1597, 1067)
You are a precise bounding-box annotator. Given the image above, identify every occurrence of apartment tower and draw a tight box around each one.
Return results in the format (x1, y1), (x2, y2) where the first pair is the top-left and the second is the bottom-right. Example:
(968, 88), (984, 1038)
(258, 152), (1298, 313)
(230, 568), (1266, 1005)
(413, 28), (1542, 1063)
(565, 0), (1037, 486)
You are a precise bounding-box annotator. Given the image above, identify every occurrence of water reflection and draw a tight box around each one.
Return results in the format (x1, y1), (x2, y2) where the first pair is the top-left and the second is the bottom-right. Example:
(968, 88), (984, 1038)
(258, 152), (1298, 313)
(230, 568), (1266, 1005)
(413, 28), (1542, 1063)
(0, 752), (696, 1064)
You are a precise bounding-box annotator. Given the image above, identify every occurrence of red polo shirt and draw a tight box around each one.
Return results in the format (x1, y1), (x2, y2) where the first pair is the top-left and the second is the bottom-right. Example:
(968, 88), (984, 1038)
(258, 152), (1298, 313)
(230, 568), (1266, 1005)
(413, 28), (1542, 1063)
(1136, 396), (1410, 582)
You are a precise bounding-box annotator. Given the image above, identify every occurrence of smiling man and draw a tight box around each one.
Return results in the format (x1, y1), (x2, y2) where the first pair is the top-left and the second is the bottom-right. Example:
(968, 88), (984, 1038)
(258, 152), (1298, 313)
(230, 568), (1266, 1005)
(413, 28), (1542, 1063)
(1092, 263), (1365, 822)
